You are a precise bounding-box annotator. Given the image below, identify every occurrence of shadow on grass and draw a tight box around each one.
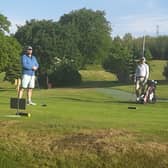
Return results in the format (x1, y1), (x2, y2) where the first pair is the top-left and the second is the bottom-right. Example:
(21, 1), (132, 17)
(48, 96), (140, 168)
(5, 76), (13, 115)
(50, 96), (137, 105)
(50, 96), (114, 103)
(0, 88), (15, 92)
(117, 101), (137, 104)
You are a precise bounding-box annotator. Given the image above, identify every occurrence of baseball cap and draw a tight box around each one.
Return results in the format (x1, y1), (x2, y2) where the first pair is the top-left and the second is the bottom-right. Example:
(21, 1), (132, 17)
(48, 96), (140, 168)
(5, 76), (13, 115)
(27, 46), (32, 50)
(140, 56), (146, 62)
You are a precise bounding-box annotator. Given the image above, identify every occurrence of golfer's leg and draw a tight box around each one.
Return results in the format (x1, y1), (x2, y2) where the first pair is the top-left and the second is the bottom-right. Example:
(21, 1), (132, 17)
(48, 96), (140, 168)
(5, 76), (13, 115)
(18, 75), (29, 99)
(18, 88), (24, 99)
(141, 82), (146, 95)
(27, 88), (32, 103)
(16, 79), (21, 93)
(135, 80), (140, 98)
(27, 76), (36, 105)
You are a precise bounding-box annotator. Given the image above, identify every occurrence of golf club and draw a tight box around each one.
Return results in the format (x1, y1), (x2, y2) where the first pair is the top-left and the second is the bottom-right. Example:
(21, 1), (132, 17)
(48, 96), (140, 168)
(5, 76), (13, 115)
(36, 74), (47, 107)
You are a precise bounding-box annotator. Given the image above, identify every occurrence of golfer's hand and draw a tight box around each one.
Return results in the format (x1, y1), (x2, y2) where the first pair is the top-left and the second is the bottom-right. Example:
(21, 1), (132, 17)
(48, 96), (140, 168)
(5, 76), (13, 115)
(32, 66), (38, 71)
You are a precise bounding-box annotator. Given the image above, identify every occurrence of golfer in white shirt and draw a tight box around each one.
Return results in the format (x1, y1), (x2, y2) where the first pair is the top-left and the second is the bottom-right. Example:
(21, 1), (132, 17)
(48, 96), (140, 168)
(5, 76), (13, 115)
(135, 57), (149, 102)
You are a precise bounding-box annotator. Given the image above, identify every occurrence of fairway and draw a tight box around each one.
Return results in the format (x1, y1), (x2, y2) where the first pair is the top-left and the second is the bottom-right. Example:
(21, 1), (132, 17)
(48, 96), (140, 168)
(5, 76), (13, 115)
(0, 85), (168, 168)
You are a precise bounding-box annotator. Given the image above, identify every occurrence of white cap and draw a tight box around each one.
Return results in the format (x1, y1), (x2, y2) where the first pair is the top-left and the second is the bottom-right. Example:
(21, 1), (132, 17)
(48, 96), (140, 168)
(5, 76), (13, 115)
(27, 46), (32, 50)
(140, 56), (146, 62)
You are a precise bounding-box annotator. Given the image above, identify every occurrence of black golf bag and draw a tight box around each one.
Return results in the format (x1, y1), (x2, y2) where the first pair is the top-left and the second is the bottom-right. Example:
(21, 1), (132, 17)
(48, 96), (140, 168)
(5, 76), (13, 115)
(139, 80), (157, 104)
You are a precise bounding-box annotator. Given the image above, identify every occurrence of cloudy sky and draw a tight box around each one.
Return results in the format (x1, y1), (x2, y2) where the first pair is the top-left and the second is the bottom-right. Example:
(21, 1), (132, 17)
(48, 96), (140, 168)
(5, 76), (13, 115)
(1, 0), (168, 37)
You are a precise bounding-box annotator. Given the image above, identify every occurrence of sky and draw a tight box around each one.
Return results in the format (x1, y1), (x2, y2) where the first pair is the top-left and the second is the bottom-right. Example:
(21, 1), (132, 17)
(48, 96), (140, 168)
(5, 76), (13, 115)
(1, 0), (168, 37)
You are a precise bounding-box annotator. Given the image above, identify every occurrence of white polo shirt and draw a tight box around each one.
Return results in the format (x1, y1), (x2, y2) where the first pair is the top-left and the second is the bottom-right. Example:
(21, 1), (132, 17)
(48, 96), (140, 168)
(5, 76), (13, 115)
(135, 63), (149, 79)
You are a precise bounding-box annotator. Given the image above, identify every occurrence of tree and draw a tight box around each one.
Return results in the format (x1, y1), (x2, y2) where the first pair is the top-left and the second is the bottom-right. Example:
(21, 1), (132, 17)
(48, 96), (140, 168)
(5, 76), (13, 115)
(59, 8), (112, 68)
(0, 13), (22, 83)
(4, 61), (21, 83)
(15, 19), (82, 87)
(49, 60), (81, 87)
(50, 23), (82, 70)
(0, 13), (11, 34)
(2, 36), (22, 83)
(133, 36), (152, 60)
(103, 37), (132, 82)
(0, 34), (21, 72)
(123, 33), (134, 51)
(138, 35), (168, 60)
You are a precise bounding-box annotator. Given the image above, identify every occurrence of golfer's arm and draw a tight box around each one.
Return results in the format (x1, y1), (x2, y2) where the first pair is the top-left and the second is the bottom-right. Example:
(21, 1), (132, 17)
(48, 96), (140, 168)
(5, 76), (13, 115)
(135, 67), (138, 78)
(146, 65), (149, 79)
(22, 57), (33, 70)
(35, 60), (39, 69)
(144, 65), (149, 82)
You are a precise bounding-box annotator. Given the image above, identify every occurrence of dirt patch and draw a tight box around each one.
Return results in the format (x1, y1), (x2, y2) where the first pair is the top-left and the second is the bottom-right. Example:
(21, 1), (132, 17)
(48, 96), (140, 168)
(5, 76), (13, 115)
(48, 129), (168, 155)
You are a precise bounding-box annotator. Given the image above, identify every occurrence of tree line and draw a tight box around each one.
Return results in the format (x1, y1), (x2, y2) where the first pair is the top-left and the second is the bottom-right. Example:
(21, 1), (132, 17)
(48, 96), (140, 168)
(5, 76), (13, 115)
(0, 9), (168, 86)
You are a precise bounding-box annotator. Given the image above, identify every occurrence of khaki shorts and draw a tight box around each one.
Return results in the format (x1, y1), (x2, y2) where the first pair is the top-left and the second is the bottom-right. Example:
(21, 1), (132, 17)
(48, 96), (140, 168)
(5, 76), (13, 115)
(21, 74), (35, 89)
(135, 77), (145, 90)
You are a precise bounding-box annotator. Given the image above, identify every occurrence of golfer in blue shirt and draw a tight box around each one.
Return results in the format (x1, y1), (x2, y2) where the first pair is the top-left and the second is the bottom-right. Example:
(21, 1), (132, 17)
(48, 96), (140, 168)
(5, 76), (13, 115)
(18, 46), (39, 105)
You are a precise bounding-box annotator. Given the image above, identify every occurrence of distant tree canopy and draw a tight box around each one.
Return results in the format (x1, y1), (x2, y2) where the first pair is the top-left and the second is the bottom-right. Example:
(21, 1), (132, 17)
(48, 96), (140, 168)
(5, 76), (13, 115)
(102, 34), (154, 82)
(1, 11), (168, 85)
(147, 36), (168, 60)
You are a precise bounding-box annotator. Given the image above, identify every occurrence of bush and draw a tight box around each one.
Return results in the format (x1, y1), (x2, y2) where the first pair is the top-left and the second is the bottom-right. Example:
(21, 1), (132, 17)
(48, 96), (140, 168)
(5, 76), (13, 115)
(102, 44), (132, 83)
(49, 64), (81, 87)
(103, 56), (130, 82)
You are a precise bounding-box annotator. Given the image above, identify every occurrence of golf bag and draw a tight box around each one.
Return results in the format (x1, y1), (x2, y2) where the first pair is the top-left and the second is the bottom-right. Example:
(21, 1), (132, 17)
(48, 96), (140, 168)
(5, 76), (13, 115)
(139, 80), (157, 104)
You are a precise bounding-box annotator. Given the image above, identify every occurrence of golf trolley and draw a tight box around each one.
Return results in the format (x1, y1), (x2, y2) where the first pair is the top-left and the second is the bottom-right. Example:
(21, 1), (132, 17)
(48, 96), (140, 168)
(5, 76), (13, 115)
(139, 80), (157, 104)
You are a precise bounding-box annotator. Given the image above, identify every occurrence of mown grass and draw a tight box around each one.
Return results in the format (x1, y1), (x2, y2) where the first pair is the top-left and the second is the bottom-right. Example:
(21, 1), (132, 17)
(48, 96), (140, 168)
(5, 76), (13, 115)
(150, 60), (167, 80)
(80, 70), (117, 81)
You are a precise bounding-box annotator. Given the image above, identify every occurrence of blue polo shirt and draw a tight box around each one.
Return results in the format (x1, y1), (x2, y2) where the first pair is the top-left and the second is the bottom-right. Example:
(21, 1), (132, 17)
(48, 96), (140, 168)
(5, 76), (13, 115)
(21, 54), (39, 76)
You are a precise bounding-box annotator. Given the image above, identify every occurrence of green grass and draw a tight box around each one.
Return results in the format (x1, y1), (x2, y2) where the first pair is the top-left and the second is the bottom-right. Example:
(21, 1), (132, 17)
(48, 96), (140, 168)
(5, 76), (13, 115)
(0, 87), (168, 167)
(0, 60), (168, 167)
(112, 83), (168, 99)
(150, 60), (167, 80)
(0, 72), (13, 89)
(80, 70), (117, 81)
